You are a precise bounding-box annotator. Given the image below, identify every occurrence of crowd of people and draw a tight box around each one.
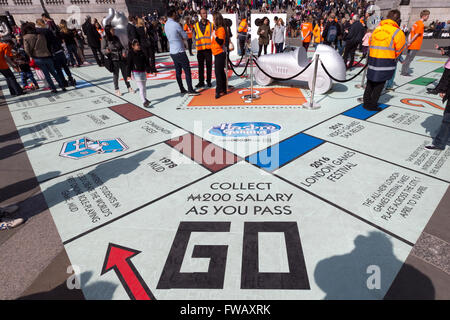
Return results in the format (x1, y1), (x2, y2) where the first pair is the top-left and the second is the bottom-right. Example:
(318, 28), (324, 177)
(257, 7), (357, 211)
(1, 1), (450, 230)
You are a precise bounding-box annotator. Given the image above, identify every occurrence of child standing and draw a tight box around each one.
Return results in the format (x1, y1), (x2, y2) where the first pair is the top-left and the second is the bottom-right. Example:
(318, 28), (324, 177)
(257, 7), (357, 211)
(361, 29), (372, 58)
(15, 48), (38, 90)
(127, 39), (152, 108)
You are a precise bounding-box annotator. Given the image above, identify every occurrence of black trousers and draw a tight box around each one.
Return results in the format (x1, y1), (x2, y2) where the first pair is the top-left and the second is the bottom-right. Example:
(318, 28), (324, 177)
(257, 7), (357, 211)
(363, 80), (386, 109)
(112, 60), (130, 91)
(0, 68), (23, 96)
(90, 46), (105, 66)
(343, 41), (358, 69)
(53, 51), (73, 86)
(302, 41), (310, 51)
(258, 44), (268, 57)
(197, 49), (212, 85)
(238, 36), (246, 56)
(435, 67), (450, 92)
(214, 52), (227, 95)
(160, 36), (168, 52)
(187, 38), (193, 55)
(142, 45), (157, 73)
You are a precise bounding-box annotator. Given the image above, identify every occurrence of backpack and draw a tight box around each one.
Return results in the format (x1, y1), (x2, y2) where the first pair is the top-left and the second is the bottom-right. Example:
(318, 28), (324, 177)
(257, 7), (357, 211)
(327, 24), (337, 43)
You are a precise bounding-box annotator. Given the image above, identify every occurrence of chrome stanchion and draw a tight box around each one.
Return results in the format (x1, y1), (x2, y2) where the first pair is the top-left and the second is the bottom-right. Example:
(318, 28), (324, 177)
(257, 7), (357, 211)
(302, 53), (321, 110)
(355, 65), (367, 89)
(244, 41), (249, 79)
(242, 50), (260, 103)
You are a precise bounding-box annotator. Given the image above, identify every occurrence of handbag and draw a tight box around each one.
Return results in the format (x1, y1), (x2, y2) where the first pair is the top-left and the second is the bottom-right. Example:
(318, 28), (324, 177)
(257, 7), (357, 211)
(104, 54), (113, 73)
(228, 41), (235, 52)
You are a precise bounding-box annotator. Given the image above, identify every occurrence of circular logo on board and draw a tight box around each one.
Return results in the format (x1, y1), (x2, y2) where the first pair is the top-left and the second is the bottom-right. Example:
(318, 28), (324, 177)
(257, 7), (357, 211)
(209, 122), (281, 137)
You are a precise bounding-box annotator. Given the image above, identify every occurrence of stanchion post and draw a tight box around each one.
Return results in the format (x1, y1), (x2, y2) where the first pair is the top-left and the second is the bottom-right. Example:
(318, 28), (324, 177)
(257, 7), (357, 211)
(244, 41), (249, 78)
(225, 48), (229, 92)
(302, 53), (321, 110)
(242, 50), (260, 103)
(355, 65), (367, 89)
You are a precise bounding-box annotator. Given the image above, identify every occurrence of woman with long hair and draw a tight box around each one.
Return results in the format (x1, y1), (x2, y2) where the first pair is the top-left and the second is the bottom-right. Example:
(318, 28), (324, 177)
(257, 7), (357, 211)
(212, 12), (227, 99)
(102, 25), (133, 96)
(59, 19), (83, 67)
(136, 17), (156, 73)
(273, 17), (285, 53)
(257, 17), (272, 57)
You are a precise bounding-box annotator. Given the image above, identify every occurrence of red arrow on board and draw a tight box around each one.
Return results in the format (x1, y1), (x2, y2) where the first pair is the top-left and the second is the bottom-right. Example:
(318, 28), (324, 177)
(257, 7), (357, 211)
(101, 243), (156, 300)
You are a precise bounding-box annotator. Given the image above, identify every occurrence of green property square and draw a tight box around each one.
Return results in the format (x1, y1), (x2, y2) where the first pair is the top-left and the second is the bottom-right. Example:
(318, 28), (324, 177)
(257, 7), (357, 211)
(434, 67), (445, 74)
(409, 77), (437, 86)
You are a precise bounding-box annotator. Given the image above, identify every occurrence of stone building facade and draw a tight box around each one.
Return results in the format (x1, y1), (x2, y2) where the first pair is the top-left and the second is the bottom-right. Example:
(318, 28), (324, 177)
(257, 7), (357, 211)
(0, 0), (167, 27)
(375, 0), (450, 28)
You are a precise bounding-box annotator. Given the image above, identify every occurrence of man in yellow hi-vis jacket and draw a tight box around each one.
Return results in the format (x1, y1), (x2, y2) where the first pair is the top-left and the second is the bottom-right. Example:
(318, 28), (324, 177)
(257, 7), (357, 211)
(193, 7), (213, 88)
(363, 9), (406, 111)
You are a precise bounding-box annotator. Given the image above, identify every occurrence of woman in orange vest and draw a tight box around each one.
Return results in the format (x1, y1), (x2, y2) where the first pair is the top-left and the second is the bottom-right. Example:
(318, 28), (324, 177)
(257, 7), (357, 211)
(211, 12), (227, 99)
(184, 17), (194, 56)
(313, 20), (323, 48)
(301, 17), (313, 51)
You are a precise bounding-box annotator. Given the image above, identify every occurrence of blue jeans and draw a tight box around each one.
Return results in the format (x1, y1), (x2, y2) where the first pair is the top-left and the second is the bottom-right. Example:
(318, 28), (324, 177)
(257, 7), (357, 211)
(34, 57), (64, 90)
(275, 43), (284, 53)
(385, 65), (398, 89)
(170, 52), (194, 92)
(66, 44), (82, 66)
(53, 50), (73, 85)
(433, 110), (450, 149)
(20, 71), (38, 87)
(337, 40), (345, 55)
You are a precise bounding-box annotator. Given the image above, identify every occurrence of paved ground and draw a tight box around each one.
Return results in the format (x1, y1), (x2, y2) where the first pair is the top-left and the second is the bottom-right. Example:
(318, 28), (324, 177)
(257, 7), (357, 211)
(0, 35), (449, 300)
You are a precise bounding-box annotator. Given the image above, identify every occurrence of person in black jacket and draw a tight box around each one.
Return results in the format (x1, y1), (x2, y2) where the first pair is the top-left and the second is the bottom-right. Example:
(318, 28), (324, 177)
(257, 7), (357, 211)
(145, 20), (158, 73)
(343, 14), (365, 70)
(425, 62), (450, 150)
(59, 20), (83, 67)
(82, 16), (104, 66)
(322, 13), (341, 49)
(102, 25), (133, 96)
(427, 45), (450, 95)
(127, 39), (152, 108)
(135, 18), (157, 74)
(127, 16), (139, 48)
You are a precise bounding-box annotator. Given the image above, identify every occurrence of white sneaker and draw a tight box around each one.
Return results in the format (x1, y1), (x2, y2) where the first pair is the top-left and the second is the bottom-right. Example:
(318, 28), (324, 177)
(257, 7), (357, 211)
(115, 90), (122, 96)
(0, 217), (25, 230)
(0, 205), (19, 216)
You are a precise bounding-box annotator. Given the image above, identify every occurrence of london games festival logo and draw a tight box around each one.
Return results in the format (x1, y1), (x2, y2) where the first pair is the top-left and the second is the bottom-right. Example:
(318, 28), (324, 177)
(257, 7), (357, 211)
(60, 137), (128, 159)
(209, 122), (281, 137)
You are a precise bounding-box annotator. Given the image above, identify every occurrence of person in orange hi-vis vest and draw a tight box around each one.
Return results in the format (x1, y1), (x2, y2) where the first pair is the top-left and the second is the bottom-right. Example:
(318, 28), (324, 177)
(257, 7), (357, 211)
(313, 20), (323, 48)
(193, 7), (214, 88)
(363, 9), (406, 111)
(401, 10), (430, 76)
(301, 17), (313, 51)
(237, 15), (248, 56)
(184, 16), (194, 56)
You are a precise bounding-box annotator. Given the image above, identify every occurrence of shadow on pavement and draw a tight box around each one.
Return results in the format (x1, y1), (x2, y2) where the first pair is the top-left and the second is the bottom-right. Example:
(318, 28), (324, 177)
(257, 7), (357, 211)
(14, 150), (154, 221)
(18, 271), (117, 300)
(314, 231), (435, 300)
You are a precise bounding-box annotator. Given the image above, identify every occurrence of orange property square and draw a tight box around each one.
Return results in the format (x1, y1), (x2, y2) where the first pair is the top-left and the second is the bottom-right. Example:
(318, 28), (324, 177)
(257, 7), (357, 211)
(187, 87), (306, 106)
